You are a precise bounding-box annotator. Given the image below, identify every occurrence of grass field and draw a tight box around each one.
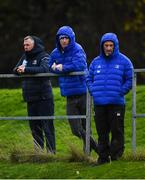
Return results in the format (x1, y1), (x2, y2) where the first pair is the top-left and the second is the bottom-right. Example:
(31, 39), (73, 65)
(0, 87), (145, 179)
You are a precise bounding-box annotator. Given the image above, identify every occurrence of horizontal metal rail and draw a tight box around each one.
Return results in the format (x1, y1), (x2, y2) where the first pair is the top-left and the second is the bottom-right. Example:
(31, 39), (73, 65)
(134, 69), (145, 73)
(0, 115), (86, 120)
(0, 72), (85, 78)
(134, 114), (145, 118)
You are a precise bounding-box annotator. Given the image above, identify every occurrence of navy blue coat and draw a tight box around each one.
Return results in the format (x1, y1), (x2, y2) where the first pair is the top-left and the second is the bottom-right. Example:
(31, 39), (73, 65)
(13, 36), (53, 102)
(87, 33), (133, 105)
(49, 26), (87, 97)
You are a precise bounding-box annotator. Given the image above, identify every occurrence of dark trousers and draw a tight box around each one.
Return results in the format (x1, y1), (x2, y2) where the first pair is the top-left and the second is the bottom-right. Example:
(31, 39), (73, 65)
(67, 94), (98, 152)
(27, 98), (55, 153)
(94, 104), (125, 160)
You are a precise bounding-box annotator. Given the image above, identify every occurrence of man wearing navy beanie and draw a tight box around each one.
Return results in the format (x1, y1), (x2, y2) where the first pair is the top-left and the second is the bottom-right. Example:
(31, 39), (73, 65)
(49, 26), (98, 153)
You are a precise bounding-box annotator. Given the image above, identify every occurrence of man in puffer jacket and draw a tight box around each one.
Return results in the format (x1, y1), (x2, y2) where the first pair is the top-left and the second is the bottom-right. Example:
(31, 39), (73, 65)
(49, 26), (98, 153)
(13, 35), (55, 154)
(87, 33), (133, 165)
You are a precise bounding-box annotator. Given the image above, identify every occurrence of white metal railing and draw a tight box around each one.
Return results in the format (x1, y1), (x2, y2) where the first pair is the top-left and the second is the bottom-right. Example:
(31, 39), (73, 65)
(0, 72), (91, 155)
(132, 68), (145, 155)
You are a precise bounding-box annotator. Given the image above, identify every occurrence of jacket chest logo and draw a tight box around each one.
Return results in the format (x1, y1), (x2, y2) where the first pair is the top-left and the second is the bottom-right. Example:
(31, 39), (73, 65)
(114, 64), (119, 69)
(22, 59), (27, 66)
(96, 65), (101, 73)
(32, 60), (37, 65)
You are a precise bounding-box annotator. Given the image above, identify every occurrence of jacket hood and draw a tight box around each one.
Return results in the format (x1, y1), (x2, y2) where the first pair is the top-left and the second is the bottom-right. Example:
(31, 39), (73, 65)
(25, 36), (45, 58)
(100, 33), (119, 58)
(56, 26), (75, 51)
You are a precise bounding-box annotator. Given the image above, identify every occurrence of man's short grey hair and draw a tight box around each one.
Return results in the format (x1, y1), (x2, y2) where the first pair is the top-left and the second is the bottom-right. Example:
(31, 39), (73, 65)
(24, 36), (34, 44)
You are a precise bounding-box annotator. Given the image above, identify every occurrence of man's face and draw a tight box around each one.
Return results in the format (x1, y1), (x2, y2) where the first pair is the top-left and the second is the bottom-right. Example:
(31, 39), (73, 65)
(103, 41), (114, 56)
(23, 38), (34, 51)
(59, 37), (70, 49)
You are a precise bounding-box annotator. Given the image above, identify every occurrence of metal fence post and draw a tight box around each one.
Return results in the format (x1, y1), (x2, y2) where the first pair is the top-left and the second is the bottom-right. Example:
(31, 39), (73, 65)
(132, 71), (137, 155)
(85, 90), (91, 155)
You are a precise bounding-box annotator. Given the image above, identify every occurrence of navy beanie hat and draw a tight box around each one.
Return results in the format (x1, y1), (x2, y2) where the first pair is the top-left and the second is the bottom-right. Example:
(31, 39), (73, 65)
(59, 35), (69, 40)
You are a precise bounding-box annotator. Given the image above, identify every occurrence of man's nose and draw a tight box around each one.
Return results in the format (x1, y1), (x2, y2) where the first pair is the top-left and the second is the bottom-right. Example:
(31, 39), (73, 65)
(107, 46), (112, 50)
(63, 39), (67, 42)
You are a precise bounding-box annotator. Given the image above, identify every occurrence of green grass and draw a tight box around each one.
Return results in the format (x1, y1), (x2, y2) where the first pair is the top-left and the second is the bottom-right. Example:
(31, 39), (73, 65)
(0, 87), (145, 178)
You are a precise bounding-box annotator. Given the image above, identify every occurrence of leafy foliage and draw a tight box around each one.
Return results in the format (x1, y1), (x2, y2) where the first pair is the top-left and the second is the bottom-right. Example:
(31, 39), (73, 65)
(0, 0), (145, 76)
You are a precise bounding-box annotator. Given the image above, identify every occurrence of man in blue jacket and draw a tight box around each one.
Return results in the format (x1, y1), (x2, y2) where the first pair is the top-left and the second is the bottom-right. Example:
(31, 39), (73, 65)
(87, 33), (133, 165)
(13, 35), (55, 154)
(49, 26), (98, 153)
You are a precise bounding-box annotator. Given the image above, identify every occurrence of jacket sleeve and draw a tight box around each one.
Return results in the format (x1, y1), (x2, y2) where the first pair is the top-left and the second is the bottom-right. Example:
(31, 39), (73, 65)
(13, 55), (24, 74)
(48, 54), (55, 71)
(48, 51), (62, 74)
(25, 56), (50, 74)
(62, 49), (87, 73)
(122, 59), (133, 95)
(86, 62), (94, 95)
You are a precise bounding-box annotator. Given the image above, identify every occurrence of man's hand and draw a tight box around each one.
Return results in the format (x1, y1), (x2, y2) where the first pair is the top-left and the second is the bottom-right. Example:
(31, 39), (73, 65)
(51, 63), (56, 71)
(17, 65), (25, 74)
(56, 64), (63, 71)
